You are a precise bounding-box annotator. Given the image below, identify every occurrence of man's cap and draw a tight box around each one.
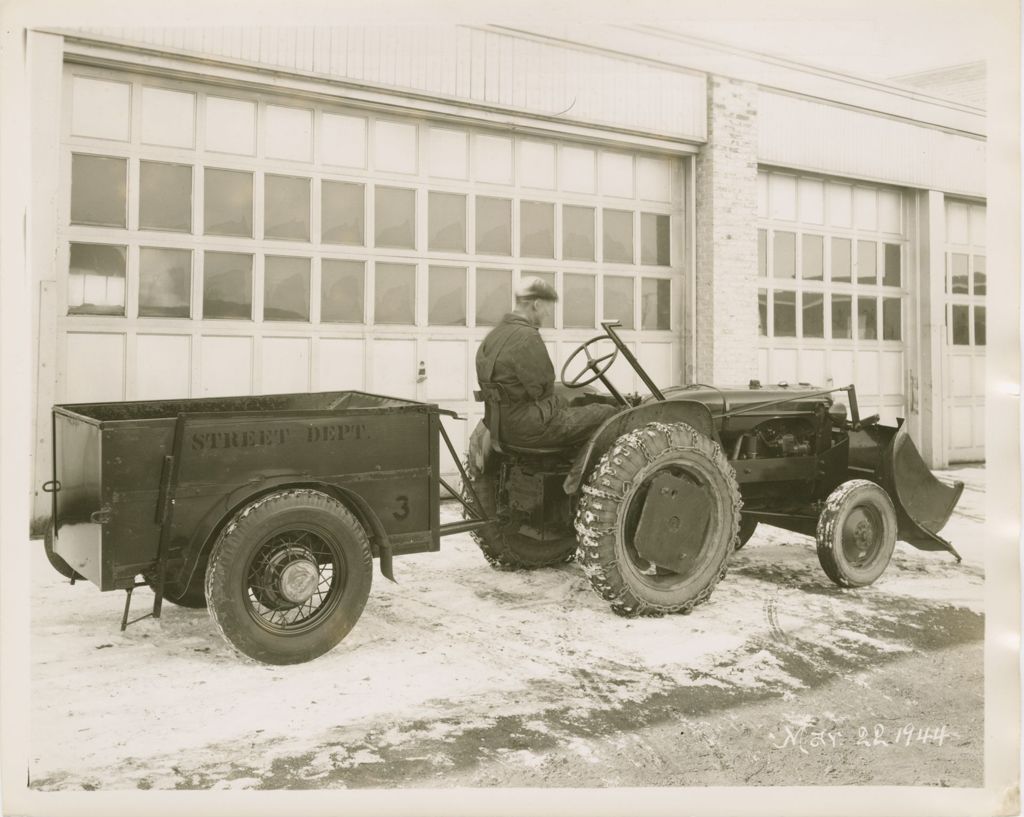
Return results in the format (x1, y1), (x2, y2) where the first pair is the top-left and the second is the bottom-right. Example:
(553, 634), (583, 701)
(515, 276), (558, 302)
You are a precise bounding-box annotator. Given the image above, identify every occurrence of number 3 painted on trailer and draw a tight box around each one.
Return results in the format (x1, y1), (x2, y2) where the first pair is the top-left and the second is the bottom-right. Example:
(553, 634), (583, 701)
(393, 495), (410, 520)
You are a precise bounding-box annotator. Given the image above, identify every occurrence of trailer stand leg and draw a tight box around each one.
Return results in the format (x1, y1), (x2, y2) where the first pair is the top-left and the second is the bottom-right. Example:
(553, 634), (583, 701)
(120, 587), (135, 632)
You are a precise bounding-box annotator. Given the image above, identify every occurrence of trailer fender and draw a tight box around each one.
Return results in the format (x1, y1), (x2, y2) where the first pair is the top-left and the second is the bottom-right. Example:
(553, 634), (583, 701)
(178, 477), (395, 595)
(562, 400), (716, 495)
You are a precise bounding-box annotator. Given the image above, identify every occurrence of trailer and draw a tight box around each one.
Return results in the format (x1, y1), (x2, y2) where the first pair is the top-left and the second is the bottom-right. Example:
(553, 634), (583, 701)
(43, 391), (483, 665)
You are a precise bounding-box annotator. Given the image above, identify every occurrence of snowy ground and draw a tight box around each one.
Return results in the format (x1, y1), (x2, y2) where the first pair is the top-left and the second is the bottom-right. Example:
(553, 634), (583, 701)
(29, 467), (985, 790)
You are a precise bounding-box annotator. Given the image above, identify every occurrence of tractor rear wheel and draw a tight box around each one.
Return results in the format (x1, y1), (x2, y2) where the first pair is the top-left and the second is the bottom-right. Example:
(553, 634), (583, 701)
(816, 480), (897, 587)
(575, 422), (740, 616)
(461, 463), (577, 570)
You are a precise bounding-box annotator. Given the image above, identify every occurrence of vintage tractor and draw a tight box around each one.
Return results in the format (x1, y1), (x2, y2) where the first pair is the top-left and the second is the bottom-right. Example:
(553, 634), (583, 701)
(462, 321), (964, 616)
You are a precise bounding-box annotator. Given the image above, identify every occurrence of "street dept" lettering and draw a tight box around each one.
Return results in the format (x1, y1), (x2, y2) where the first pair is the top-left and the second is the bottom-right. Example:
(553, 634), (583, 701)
(190, 423), (370, 451)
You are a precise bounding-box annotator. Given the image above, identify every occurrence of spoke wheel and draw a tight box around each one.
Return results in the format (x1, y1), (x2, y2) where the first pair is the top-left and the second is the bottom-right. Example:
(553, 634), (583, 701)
(244, 530), (345, 633)
(205, 489), (372, 664)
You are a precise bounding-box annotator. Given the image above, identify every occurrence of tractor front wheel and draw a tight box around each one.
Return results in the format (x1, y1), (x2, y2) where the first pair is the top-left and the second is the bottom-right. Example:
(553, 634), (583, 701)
(575, 422), (740, 616)
(816, 480), (897, 588)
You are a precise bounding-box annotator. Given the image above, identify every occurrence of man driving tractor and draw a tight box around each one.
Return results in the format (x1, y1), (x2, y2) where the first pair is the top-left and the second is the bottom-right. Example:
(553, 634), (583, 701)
(475, 277), (618, 449)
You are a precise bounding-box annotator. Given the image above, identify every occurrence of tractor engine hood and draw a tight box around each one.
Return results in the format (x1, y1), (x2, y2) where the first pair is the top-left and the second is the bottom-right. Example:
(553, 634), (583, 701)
(653, 384), (834, 415)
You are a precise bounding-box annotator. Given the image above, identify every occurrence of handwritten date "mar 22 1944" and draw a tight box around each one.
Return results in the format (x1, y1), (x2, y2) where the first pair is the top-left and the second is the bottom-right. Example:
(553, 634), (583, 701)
(771, 723), (951, 753)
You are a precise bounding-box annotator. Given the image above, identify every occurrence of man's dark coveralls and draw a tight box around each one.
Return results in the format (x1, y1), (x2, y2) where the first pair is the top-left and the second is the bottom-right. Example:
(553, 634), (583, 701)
(476, 313), (617, 448)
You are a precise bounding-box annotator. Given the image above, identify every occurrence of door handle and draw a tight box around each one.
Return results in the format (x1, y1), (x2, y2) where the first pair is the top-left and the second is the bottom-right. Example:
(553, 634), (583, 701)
(90, 506), (112, 525)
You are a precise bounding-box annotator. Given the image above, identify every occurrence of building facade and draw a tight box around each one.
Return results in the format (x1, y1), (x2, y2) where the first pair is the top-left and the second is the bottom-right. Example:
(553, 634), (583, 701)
(27, 25), (987, 530)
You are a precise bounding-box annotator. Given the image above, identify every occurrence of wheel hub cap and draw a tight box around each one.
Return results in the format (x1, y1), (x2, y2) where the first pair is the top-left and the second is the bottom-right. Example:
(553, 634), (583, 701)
(278, 559), (319, 603)
(843, 508), (878, 562)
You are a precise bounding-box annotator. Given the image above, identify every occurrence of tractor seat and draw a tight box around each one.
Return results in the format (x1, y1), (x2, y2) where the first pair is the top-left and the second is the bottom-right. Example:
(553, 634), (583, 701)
(473, 387), (575, 456)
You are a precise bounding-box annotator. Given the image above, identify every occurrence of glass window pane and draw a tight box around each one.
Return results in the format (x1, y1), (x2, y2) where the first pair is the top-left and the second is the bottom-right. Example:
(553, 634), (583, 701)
(857, 240), (877, 285)
(773, 289), (796, 337)
(640, 278), (670, 330)
(758, 289), (768, 336)
(67, 243), (126, 316)
(520, 201), (554, 258)
(264, 175), (310, 241)
(71, 154), (126, 228)
(950, 253), (969, 294)
(475, 196), (511, 255)
(264, 256), (310, 321)
(204, 168), (253, 238)
(139, 247), (191, 318)
(563, 205), (595, 262)
(203, 251), (252, 319)
(803, 292), (824, 338)
(831, 294), (852, 339)
(321, 259), (364, 323)
(428, 266), (466, 326)
(831, 237), (851, 283)
(974, 305), (986, 346)
(951, 304), (970, 345)
(773, 232), (795, 279)
(374, 263), (415, 324)
(476, 268), (512, 327)
(758, 229), (767, 277)
(139, 161), (191, 232)
(603, 209), (633, 264)
(802, 234), (823, 281)
(525, 271), (556, 328)
(640, 213), (670, 266)
(857, 296), (878, 340)
(428, 192), (466, 252)
(972, 255), (986, 295)
(883, 243), (901, 287)
(603, 276), (634, 330)
(374, 186), (416, 249)
(321, 181), (364, 246)
(564, 274), (595, 328)
(882, 297), (902, 341)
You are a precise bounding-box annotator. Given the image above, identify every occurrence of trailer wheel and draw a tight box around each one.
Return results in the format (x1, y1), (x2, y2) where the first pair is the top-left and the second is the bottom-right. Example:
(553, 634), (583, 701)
(461, 465), (577, 570)
(816, 480), (897, 588)
(734, 517), (758, 550)
(43, 524), (84, 581)
(575, 422), (739, 616)
(205, 489), (372, 665)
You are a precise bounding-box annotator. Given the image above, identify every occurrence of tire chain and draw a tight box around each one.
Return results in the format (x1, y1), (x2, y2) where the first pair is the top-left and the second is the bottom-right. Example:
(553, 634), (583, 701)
(459, 461), (575, 571)
(574, 422), (741, 617)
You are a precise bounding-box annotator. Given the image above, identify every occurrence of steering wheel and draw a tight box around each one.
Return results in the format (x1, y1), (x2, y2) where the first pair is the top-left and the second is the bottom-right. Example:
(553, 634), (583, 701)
(560, 335), (619, 388)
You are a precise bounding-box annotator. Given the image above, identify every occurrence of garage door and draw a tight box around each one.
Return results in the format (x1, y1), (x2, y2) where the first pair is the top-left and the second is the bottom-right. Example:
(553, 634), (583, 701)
(57, 66), (685, 476)
(943, 200), (986, 462)
(756, 170), (908, 425)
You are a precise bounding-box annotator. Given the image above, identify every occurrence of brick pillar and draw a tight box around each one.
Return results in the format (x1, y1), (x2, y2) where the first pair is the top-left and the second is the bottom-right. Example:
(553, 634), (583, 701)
(694, 76), (759, 385)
